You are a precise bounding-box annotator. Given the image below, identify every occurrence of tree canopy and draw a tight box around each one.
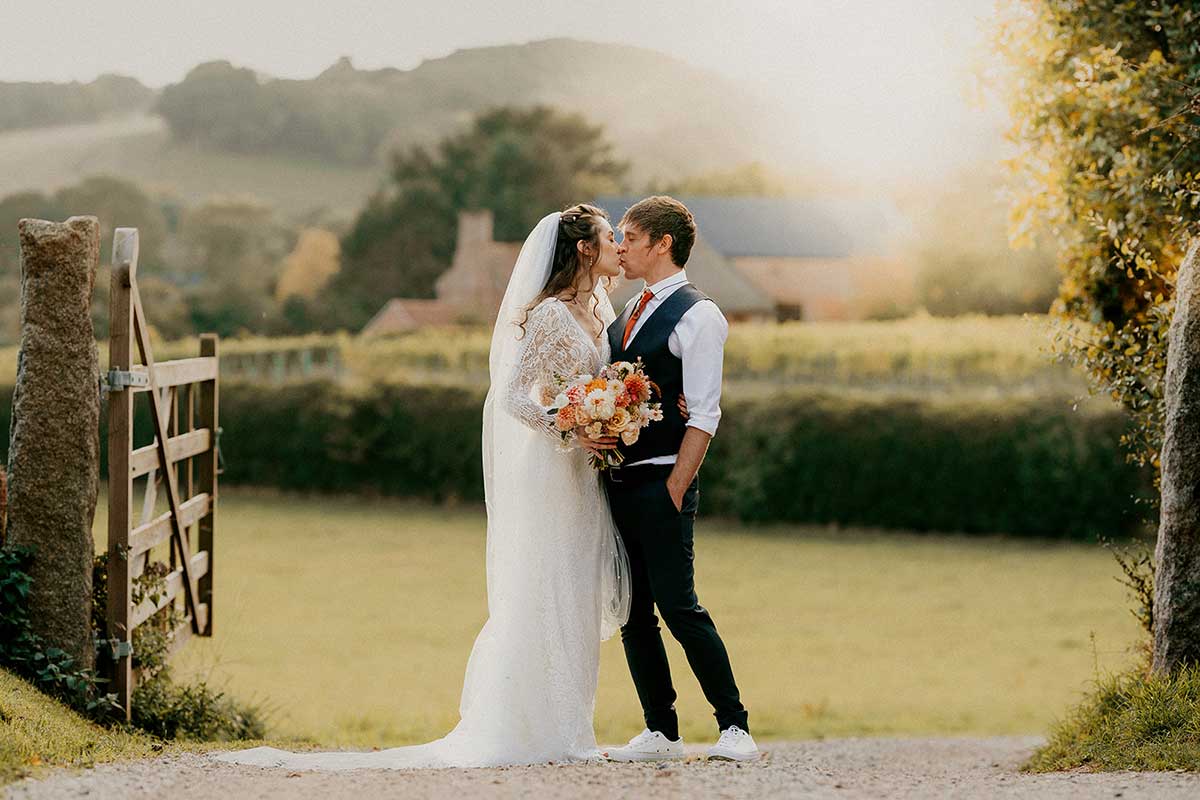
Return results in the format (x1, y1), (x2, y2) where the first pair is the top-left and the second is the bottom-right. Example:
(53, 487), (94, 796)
(330, 106), (628, 327)
(0, 74), (152, 132)
(998, 0), (1200, 472)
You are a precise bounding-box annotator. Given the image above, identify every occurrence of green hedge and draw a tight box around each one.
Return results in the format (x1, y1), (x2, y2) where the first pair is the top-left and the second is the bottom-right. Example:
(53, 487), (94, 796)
(0, 382), (1148, 538)
(702, 392), (1147, 537)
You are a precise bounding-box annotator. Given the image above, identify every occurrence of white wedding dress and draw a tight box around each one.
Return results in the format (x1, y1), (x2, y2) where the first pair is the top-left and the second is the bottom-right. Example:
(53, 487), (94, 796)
(212, 212), (630, 771)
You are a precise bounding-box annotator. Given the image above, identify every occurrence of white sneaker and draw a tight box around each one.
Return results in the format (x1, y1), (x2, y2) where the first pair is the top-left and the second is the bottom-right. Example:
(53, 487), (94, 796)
(602, 728), (685, 762)
(706, 725), (760, 761)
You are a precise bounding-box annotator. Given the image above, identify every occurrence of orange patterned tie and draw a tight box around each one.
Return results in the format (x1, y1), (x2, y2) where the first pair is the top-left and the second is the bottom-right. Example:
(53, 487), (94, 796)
(622, 289), (655, 349)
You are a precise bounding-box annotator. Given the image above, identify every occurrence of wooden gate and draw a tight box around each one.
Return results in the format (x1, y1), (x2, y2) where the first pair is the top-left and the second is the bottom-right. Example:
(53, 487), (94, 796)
(104, 228), (219, 720)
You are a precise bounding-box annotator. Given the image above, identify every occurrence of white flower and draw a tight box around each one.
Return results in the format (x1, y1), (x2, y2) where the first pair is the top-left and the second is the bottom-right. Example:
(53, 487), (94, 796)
(553, 392), (569, 409)
(586, 390), (616, 420)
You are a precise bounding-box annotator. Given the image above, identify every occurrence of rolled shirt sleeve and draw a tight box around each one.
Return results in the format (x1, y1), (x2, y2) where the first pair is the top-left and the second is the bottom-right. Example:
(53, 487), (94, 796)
(668, 299), (729, 437)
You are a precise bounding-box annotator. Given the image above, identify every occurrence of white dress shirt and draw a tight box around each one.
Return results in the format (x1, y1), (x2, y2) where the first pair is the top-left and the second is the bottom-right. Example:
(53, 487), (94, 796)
(620, 270), (729, 466)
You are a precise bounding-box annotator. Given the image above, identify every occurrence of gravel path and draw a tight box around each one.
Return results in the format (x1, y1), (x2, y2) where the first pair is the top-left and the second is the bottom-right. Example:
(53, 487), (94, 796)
(7, 736), (1200, 799)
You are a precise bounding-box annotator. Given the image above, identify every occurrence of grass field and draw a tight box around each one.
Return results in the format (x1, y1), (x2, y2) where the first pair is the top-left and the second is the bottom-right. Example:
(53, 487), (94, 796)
(3, 315), (1089, 397)
(92, 488), (1142, 749)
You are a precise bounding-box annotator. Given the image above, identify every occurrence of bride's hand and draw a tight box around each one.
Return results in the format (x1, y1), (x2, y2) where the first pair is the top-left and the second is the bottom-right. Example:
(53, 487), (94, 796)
(678, 395), (689, 420)
(576, 428), (618, 458)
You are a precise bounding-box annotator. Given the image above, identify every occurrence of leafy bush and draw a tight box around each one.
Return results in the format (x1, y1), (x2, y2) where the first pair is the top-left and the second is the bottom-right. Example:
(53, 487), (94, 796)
(130, 676), (267, 742)
(218, 382), (1148, 537)
(0, 541), (264, 740)
(705, 391), (1147, 538)
(0, 377), (1146, 537)
(0, 546), (119, 716)
(91, 555), (268, 741)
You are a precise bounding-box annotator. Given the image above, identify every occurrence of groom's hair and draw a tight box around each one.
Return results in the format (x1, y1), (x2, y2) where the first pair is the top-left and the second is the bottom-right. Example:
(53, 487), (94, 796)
(620, 196), (696, 267)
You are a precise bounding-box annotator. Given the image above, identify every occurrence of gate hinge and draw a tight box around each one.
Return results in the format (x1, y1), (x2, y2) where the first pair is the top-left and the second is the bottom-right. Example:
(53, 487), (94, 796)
(100, 369), (149, 393)
(95, 636), (134, 660)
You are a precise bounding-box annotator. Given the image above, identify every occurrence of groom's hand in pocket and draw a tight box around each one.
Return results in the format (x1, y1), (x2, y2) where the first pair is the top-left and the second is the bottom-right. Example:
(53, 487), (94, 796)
(666, 478), (685, 512)
(576, 428), (618, 459)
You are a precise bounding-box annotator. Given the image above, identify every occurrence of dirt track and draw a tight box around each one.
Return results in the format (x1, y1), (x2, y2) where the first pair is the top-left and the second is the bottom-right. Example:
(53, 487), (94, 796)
(7, 736), (1200, 799)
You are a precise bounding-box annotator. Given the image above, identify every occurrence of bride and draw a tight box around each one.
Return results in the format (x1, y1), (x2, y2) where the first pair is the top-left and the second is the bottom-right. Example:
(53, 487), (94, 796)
(214, 204), (658, 770)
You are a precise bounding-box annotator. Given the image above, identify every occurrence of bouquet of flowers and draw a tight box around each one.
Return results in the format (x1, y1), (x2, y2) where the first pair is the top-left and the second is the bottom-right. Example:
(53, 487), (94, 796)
(547, 358), (663, 469)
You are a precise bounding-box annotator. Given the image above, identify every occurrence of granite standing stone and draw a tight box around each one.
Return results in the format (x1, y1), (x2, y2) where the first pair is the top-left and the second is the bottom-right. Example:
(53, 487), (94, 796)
(1155, 239), (1200, 674)
(6, 216), (101, 671)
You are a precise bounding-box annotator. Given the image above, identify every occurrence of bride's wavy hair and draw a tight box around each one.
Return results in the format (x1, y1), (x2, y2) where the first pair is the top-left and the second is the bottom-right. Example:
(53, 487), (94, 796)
(518, 203), (614, 336)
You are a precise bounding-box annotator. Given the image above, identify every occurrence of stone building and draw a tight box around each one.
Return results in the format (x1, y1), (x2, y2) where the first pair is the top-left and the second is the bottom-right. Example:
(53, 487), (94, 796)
(362, 211), (518, 336)
(595, 196), (912, 322)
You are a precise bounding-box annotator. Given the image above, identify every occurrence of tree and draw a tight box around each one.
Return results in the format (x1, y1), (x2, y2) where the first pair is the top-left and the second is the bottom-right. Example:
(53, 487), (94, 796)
(275, 228), (340, 303)
(273, 228), (342, 334)
(332, 106), (628, 328)
(156, 62), (273, 153)
(156, 59), (395, 164)
(177, 199), (288, 336)
(998, 1), (1199, 672)
(998, 1), (1199, 467)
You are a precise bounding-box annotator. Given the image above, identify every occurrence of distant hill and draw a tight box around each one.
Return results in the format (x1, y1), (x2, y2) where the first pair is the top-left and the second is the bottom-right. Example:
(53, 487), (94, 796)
(0, 39), (805, 216)
(0, 114), (382, 220)
(0, 74), (154, 131)
(155, 39), (798, 177)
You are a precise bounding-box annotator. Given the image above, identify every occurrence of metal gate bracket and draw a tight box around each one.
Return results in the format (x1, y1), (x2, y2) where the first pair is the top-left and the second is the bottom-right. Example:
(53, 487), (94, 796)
(101, 369), (149, 393)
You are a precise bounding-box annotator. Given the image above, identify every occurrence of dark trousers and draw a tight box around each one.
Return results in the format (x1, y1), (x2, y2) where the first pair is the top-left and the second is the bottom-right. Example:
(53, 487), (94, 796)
(604, 464), (748, 740)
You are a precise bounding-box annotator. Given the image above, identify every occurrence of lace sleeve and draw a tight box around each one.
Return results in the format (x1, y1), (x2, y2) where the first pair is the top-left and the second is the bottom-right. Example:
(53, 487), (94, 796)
(503, 301), (579, 441)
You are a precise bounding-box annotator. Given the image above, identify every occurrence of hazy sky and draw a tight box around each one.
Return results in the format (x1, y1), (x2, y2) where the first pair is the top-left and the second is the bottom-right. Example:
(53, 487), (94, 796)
(2, 0), (1005, 180)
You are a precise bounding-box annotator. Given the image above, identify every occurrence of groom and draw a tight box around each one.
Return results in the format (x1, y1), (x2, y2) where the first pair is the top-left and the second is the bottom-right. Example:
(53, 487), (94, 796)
(580, 196), (758, 762)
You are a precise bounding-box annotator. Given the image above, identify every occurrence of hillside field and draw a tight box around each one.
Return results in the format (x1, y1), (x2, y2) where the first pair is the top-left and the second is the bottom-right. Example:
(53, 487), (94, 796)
(0, 114), (381, 218)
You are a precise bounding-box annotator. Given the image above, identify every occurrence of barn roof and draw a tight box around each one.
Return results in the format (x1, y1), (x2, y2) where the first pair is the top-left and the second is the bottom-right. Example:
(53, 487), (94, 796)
(595, 195), (901, 258)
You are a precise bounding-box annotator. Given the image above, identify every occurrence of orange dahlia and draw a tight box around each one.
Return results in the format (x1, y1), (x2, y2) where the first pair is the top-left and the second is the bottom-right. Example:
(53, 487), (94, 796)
(555, 405), (578, 432)
(625, 373), (650, 402)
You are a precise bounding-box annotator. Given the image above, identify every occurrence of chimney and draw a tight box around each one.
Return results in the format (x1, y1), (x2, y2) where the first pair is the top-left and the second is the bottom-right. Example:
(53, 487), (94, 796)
(456, 210), (495, 249)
